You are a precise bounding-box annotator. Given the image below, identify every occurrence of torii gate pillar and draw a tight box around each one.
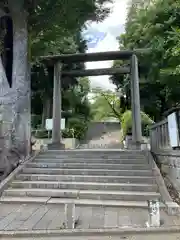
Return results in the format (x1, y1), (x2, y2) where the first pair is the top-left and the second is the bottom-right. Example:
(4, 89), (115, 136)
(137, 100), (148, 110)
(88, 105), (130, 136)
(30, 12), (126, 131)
(48, 61), (65, 150)
(130, 54), (142, 149)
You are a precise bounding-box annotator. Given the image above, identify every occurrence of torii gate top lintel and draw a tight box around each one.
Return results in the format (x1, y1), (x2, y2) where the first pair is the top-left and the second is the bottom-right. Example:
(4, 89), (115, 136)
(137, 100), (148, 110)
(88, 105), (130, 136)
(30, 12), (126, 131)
(40, 49), (149, 64)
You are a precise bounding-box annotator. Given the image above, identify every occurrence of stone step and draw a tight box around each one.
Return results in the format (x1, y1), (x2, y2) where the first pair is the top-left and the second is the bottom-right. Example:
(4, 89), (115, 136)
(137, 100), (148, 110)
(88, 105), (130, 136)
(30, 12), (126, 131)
(37, 154), (145, 160)
(16, 174), (156, 184)
(0, 196), (165, 208)
(33, 158), (147, 164)
(0, 196), (50, 204)
(37, 150), (145, 158)
(39, 150), (144, 155)
(3, 188), (160, 201)
(10, 180), (158, 192)
(22, 168), (153, 176)
(27, 162), (151, 170)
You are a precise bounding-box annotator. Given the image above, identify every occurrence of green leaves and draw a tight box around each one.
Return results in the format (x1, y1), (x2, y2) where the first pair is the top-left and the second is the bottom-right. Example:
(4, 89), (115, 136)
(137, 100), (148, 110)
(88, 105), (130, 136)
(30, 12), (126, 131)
(28, 0), (112, 57)
(111, 0), (180, 121)
(120, 110), (154, 140)
(91, 88), (121, 121)
(29, 0), (112, 118)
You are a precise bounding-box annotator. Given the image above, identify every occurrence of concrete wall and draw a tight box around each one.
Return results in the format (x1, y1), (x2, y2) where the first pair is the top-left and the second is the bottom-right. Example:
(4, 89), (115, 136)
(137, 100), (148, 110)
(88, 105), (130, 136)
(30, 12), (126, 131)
(150, 114), (180, 195)
(152, 150), (180, 194)
(33, 138), (79, 150)
(84, 122), (120, 141)
(124, 136), (150, 150)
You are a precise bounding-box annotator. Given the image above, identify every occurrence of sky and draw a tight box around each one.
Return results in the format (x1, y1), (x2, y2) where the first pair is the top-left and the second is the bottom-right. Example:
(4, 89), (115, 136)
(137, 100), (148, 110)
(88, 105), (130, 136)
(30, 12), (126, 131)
(85, 0), (129, 91)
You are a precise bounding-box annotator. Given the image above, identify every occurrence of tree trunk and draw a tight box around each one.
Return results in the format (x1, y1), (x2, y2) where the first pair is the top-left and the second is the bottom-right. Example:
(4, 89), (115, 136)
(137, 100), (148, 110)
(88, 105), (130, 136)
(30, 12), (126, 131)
(9, 0), (31, 156)
(0, 56), (19, 179)
(49, 98), (53, 118)
(41, 96), (51, 128)
(47, 98), (51, 118)
(0, 0), (30, 178)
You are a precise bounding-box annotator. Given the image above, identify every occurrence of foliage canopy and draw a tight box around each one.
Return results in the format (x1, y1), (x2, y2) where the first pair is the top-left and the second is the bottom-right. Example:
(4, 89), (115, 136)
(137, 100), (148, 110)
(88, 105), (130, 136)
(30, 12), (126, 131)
(111, 0), (180, 121)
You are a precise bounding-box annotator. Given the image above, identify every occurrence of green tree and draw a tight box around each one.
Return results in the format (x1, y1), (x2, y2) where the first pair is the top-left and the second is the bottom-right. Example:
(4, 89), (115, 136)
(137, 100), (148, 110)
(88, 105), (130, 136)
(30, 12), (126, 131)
(63, 77), (91, 120)
(0, 0), (112, 177)
(33, 77), (92, 140)
(111, 0), (180, 121)
(90, 87), (121, 121)
(31, 32), (88, 127)
(64, 77), (92, 140)
(120, 110), (154, 142)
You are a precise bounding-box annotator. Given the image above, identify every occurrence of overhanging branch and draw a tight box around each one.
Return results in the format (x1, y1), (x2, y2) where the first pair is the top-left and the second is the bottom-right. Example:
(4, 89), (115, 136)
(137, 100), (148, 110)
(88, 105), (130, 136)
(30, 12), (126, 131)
(101, 92), (121, 119)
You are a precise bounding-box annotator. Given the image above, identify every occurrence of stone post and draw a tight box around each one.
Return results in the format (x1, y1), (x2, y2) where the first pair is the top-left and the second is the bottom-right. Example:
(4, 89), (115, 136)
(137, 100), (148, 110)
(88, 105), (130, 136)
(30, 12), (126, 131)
(48, 61), (65, 150)
(64, 203), (76, 229)
(147, 200), (160, 227)
(130, 54), (142, 148)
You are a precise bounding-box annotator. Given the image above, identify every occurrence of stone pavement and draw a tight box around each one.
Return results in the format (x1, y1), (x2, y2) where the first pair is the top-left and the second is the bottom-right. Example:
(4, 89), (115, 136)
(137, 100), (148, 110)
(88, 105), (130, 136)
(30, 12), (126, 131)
(0, 203), (180, 231)
(1, 234), (180, 240)
(79, 130), (122, 149)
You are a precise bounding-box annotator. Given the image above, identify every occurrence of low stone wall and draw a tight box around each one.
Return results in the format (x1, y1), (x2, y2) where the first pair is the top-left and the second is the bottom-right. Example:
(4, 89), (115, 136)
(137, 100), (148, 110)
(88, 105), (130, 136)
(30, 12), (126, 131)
(153, 150), (180, 194)
(63, 138), (79, 149)
(85, 122), (120, 141)
(32, 138), (79, 150)
(150, 109), (180, 197)
(124, 136), (150, 150)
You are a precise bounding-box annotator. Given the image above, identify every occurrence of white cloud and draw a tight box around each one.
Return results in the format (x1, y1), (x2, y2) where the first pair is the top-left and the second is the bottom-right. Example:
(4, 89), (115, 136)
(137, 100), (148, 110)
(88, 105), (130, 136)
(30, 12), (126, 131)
(86, 0), (129, 91)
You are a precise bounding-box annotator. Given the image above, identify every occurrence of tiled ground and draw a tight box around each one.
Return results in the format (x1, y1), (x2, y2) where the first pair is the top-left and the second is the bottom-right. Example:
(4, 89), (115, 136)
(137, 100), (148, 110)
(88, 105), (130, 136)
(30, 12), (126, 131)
(1, 234), (180, 240)
(0, 203), (180, 231)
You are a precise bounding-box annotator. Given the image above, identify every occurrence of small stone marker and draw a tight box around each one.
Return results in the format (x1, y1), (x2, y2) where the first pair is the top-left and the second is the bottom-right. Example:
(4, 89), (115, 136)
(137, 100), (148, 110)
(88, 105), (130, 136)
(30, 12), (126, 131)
(64, 203), (75, 229)
(147, 200), (160, 227)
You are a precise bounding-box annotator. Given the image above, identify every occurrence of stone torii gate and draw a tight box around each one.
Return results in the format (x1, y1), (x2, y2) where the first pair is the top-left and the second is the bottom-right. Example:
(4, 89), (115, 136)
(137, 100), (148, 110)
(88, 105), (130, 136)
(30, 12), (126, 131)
(41, 50), (144, 149)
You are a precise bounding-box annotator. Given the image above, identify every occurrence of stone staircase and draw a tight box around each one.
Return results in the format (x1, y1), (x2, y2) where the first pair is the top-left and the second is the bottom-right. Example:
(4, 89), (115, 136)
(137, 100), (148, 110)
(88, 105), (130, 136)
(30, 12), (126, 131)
(0, 148), (180, 239)
(0, 150), (161, 206)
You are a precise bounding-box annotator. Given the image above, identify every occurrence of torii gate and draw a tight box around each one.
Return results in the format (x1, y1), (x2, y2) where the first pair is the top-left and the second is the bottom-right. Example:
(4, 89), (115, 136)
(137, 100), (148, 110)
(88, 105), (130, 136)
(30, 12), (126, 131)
(41, 50), (145, 150)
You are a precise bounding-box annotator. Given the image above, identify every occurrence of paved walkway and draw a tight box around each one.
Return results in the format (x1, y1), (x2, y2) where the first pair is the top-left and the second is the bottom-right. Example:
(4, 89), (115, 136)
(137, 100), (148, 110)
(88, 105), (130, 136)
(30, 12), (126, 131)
(2, 235), (180, 240)
(0, 203), (180, 231)
(79, 130), (122, 149)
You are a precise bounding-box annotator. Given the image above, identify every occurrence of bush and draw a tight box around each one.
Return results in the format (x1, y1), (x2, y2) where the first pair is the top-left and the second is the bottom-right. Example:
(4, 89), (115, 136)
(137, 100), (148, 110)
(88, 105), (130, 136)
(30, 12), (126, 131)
(31, 115), (41, 129)
(67, 117), (88, 140)
(32, 129), (49, 139)
(62, 128), (74, 138)
(32, 118), (88, 140)
(121, 110), (154, 140)
(32, 129), (74, 139)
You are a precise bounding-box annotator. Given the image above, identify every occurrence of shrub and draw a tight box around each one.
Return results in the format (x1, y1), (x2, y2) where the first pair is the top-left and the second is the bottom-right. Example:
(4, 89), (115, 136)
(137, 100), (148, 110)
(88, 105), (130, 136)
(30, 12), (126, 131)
(32, 120), (88, 140)
(67, 117), (88, 140)
(121, 110), (154, 140)
(32, 129), (74, 139)
(62, 128), (75, 138)
(31, 115), (41, 129)
(32, 129), (49, 139)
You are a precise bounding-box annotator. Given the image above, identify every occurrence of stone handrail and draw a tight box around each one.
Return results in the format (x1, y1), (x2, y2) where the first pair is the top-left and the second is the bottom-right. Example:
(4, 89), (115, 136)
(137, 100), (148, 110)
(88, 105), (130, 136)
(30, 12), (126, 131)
(150, 109), (180, 195)
(150, 118), (170, 151)
(150, 119), (167, 130)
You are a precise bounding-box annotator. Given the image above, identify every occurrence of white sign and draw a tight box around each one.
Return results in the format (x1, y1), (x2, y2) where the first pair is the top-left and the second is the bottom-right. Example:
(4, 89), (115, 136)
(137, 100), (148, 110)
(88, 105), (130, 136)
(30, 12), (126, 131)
(168, 112), (179, 147)
(45, 118), (65, 131)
